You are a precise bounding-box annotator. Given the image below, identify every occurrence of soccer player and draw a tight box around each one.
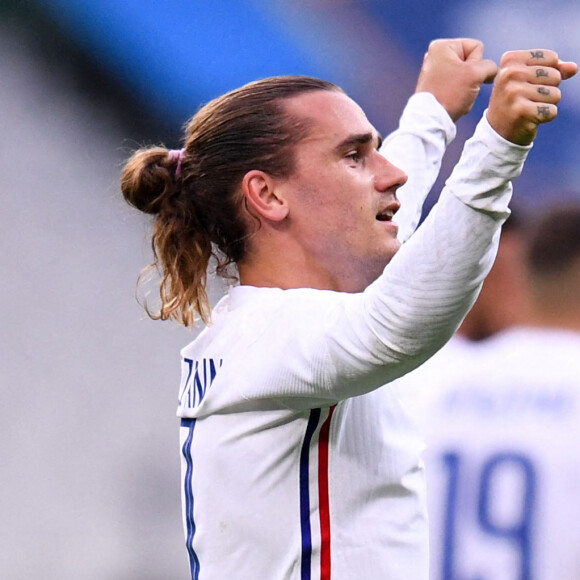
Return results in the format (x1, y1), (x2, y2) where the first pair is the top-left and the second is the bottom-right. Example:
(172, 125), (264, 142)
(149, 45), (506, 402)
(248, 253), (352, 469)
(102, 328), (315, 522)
(412, 203), (580, 580)
(121, 39), (576, 579)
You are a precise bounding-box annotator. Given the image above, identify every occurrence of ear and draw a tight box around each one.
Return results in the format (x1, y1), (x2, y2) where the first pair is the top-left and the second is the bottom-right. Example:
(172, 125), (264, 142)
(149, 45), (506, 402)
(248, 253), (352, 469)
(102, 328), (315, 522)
(241, 170), (289, 222)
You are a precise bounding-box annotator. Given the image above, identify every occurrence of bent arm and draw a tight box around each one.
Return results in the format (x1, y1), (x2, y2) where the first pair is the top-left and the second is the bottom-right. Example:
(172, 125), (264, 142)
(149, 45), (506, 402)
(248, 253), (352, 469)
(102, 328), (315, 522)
(326, 115), (531, 398)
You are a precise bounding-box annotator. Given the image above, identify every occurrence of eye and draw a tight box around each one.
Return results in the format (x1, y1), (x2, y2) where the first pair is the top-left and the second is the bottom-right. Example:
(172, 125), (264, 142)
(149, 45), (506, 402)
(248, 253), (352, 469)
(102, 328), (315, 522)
(346, 151), (361, 163)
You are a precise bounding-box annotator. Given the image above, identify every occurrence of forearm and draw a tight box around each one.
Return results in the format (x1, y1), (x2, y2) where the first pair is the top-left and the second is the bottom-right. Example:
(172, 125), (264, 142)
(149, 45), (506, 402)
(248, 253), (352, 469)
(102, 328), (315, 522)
(380, 92), (456, 242)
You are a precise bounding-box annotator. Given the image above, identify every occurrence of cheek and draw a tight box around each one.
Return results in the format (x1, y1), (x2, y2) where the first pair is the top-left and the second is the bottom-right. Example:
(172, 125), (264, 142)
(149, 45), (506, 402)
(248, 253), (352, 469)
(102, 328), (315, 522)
(334, 197), (372, 237)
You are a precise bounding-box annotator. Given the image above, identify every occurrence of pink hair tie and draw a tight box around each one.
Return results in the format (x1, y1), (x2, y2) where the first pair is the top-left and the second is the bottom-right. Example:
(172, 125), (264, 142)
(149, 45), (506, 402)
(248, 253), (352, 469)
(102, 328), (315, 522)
(168, 148), (185, 180)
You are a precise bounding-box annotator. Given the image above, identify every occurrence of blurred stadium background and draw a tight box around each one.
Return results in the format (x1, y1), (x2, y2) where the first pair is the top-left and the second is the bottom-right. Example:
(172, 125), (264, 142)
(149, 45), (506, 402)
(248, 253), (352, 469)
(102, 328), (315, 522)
(2, 1), (579, 578)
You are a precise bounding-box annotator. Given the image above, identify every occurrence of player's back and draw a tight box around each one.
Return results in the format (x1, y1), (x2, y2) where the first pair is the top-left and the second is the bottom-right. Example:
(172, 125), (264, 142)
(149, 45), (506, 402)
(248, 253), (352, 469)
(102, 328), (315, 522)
(413, 327), (580, 580)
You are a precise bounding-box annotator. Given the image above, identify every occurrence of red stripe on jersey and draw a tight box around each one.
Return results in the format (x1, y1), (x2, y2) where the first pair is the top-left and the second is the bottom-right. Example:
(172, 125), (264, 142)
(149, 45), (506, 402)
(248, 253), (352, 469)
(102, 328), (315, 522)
(318, 405), (336, 580)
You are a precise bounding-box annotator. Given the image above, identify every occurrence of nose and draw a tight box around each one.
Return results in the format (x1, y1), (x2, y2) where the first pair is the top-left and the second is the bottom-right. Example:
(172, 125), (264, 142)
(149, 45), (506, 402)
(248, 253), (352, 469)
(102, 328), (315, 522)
(374, 153), (408, 192)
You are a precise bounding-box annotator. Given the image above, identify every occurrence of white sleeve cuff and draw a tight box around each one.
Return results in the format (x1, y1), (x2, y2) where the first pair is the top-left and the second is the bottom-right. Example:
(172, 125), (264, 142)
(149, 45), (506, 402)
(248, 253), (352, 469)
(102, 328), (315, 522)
(444, 110), (532, 216)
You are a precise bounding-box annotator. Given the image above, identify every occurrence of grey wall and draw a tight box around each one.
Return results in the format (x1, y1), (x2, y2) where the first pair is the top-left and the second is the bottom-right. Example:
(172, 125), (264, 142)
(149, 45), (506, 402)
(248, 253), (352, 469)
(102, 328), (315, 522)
(0, 24), (198, 580)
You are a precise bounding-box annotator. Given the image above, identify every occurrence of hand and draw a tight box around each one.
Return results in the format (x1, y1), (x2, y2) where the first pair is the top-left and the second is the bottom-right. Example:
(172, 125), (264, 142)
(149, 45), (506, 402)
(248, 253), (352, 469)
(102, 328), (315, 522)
(487, 49), (578, 145)
(415, 38), (498, 122)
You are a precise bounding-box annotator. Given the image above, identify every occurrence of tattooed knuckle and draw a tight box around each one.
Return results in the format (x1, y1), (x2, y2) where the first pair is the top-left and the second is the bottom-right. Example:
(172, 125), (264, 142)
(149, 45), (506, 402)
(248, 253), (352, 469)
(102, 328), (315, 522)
(536, 104), (553, 121)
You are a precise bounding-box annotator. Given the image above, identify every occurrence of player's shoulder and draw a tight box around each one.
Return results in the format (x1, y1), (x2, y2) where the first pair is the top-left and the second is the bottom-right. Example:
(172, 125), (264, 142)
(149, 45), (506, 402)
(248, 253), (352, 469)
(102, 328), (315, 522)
(182, 284), (347, 358)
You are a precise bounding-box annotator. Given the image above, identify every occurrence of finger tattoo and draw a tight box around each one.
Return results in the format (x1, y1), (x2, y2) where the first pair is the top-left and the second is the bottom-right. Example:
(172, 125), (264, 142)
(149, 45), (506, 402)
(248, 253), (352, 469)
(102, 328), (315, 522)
(537, 105), (551, 119)
(538, 86), (550, 96)
(530, 50), (545, 60)
(536, 69), (549, 79)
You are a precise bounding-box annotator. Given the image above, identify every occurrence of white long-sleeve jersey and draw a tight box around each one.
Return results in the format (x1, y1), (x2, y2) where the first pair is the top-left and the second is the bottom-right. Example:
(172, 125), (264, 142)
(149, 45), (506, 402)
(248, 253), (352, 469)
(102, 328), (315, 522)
(176, 95), (531, 580)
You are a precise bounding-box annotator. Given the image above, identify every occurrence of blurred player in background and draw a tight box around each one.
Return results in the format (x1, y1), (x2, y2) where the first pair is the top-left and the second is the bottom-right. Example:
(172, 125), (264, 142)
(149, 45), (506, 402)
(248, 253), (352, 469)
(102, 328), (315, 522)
(120, 39), (576, 579)
(411, 202), (580, 580)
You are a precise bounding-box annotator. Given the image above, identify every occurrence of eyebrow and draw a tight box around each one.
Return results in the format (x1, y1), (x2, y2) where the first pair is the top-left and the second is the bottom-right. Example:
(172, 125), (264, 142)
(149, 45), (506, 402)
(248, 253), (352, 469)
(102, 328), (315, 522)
(335, 131), (383, 153)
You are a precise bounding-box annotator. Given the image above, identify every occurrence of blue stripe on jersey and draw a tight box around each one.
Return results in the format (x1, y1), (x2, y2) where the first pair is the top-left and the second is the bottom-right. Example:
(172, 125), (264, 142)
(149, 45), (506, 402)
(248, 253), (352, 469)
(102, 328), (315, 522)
(181, 418), (200, 579)
(299, 408), (322, 580)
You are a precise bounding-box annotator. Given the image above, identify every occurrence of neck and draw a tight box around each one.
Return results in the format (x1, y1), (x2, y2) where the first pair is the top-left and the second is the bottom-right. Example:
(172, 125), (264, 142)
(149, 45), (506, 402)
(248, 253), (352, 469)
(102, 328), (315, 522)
(238, 255), (361, 292)
(238, 237), (372, 293)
